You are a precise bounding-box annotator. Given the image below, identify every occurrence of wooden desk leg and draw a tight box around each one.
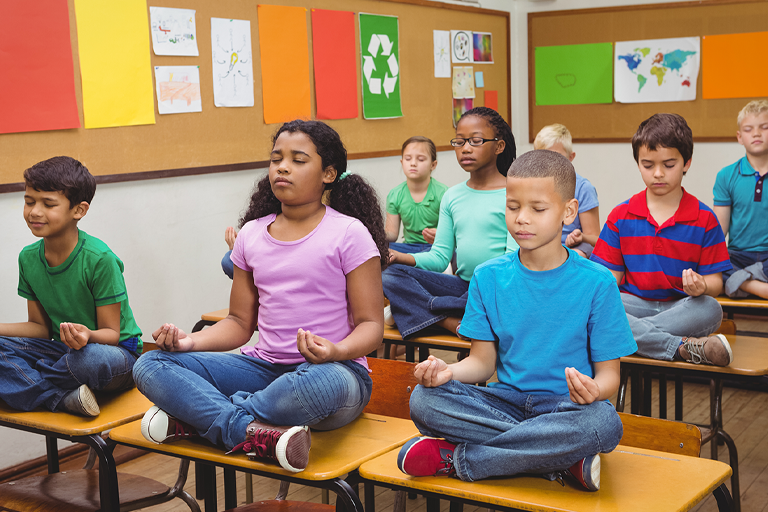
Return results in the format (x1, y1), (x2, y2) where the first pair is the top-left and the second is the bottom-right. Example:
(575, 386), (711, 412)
(405, 346), (415, 363)
(713, 483), (735, 512)
(630, 370), (640, 415)
(88, 433), (120, 512)
(710, 379), (719, 461)
(642, 371), (652, 416)
(659, 374), (667, 419)
(364, 481), (376, 512)
(45, 435), (59, 474)
(426, 496), (440, 512)
(195, 462), (205, 499)
(675, 376), (683, 421)
(331, 478), (364, 512)
(224, 467), (237, 510)
(710, 378), (741, 512)
(449, 501), (464, 512)
(616, 367), (628, 413)
(200, 463), (217, 512)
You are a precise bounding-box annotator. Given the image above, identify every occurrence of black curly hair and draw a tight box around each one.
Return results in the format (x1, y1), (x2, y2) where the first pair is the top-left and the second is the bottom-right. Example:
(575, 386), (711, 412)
(458, 107), (516, 177)
(239, 120), (388, 269)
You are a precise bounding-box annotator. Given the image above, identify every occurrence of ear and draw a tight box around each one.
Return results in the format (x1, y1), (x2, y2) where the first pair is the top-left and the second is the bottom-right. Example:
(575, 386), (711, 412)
(569, 151), (576, 162)
(73, 201), (89, 220)
(430, 159), (438, 171)
(563, 198), (579, 226)
(736, 130), (744, 146)
(682, 158), (692, 176)
(495, 139), (506, 155)
(322, 166), (338, 184)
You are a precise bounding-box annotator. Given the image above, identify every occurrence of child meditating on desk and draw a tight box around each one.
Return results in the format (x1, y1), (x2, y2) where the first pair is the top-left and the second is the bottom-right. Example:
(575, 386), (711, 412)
(0, 157), (142, 417)
(134, 120), (388, 473)
(398, 150), (636, 491)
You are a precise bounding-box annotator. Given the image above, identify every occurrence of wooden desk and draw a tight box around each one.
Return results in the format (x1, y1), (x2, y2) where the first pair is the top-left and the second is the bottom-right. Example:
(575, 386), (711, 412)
(192, 308), (230, 332)
(0, 389), (153, 511)
(617, 334), (768, 512)
(383, 326), (471, 363)
(110, 412), (419, 512)
(359, 445), (733, 512)
(716, 296), (768, 334)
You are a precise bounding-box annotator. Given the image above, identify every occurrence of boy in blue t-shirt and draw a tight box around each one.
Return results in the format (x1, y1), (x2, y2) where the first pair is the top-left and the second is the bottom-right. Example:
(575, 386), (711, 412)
(0, 157), (142, 417)
(397, 150), (636, 491)
(713, 100), (768, 298)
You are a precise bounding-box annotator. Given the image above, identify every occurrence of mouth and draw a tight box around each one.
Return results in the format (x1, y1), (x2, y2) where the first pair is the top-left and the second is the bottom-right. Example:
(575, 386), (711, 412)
(460, 158), (475, 165)
(516, 231), (534, 239)
(28, 221), (45, 228)
(652, 182), (667, 187)
(273, 177), (291, 185)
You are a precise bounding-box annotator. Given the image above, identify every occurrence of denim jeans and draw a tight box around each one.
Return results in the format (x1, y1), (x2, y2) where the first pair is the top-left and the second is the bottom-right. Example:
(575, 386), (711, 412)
(0, 337), (138, 412)
(388, 242), (432, 254)
(221, 250), (234, 279)
(133, 351), (372, 450)
(621, 293), (723, 360)
(723, 249), (768, 297)
(409, 381), (623, 482)
(381, 264), (469, 339)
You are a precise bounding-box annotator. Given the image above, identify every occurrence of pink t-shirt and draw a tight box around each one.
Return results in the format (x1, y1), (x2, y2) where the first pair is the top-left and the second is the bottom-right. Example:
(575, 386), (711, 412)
(230, 206), (380, 368)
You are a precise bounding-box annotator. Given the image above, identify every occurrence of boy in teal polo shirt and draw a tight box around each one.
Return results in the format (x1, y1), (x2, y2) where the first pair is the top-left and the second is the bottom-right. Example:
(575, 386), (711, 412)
(714, 100), (768, 298)
(0, 157), (142, 417)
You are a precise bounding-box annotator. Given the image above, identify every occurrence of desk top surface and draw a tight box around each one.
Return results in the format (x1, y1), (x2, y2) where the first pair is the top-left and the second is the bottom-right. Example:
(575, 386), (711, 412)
(716, 296), (768, 309)
(359, 445), (731, 512)
(0, 388), (152, 436)
(110, 413), (418, 481)
(621, 334), (768, 376)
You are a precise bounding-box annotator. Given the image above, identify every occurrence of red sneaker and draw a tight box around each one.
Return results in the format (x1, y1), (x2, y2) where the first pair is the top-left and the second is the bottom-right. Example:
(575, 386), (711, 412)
(564, 454), (600, 491)
(228, 421), (311, 473)
(397, 437), (456, 476)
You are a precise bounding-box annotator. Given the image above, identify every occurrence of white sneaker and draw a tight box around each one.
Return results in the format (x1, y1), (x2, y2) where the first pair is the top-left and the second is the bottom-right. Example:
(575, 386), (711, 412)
(384, 305), (395, 326)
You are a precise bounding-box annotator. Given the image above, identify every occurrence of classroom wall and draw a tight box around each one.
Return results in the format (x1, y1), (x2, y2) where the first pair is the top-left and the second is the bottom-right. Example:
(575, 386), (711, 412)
(0, 0), (749, 470)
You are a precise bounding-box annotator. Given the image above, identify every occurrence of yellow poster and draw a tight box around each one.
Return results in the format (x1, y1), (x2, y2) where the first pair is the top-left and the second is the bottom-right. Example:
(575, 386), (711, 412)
(74, 0), (155, 128)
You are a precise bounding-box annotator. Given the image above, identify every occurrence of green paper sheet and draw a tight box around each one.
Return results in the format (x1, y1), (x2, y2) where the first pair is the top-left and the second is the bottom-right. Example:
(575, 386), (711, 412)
(535, 43), (613, 106)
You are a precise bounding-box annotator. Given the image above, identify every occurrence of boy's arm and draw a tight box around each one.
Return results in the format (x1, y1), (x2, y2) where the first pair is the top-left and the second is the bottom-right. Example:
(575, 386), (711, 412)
(609, 269), (624, 287)
(385, 213), (401, 243)
(713, 206), (730, 238)
(414, 339), (497, 387)
(60, 302), (122, 349)
(577, 207), (601, 247)
(0, 300), (52, 339)
(682, 269), (723, 298)
(565, 359), (621, 404)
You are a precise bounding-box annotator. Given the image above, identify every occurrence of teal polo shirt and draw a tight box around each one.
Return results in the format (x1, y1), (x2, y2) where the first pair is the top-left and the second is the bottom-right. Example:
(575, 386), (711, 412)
(713, 155), (768, 252)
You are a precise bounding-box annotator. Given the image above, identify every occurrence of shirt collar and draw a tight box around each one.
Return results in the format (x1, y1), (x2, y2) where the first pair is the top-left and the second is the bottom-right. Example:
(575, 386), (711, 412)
(739, 155), (757, 176)
(627, 188), (699, 225)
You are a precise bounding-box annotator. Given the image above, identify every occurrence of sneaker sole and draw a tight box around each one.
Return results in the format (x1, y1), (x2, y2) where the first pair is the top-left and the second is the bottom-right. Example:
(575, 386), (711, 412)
(714, 334), (734, 366)
(141, 405), (170, 444)
(78, 385), (100, 417)
(579, 454), (600, 491)
(275, 426), (311, 472)
(397, 436), (425, 475)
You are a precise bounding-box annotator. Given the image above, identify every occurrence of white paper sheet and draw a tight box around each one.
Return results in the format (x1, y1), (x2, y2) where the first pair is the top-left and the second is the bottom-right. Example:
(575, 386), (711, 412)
(154, 66), (202, 114)
(211, 18), (255, 107)
(149, 7), (198, 56)
(433, 30), (451, 78)
(451, 30), (473, 63)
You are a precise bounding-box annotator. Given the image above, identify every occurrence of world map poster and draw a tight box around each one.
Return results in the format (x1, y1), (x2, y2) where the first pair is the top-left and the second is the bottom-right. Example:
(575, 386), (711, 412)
(615, 37), (700, 103)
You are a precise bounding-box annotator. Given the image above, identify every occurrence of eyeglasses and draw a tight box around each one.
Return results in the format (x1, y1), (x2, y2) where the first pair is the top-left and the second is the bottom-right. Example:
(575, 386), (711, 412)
(450, 137), (499, 147)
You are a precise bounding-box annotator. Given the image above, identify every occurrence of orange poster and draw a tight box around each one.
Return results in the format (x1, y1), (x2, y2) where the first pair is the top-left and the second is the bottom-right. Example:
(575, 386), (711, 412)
(702, 32), (768, 99)
(257, 5), (311, 124)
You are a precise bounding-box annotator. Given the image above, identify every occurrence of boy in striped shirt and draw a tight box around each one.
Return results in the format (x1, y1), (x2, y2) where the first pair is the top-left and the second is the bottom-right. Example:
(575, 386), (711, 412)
(591, 114), (733, 366)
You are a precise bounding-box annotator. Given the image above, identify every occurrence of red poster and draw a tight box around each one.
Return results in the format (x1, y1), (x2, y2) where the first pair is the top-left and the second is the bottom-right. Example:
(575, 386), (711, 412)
(0, 0), (80, 134)
(484, 90), (498, 112)
(311, 9), (358, 120)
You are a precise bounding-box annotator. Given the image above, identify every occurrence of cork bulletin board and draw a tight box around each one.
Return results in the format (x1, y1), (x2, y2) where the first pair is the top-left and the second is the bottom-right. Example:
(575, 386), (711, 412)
(528, 0), (768, 143)
(0, 0), (510, 190)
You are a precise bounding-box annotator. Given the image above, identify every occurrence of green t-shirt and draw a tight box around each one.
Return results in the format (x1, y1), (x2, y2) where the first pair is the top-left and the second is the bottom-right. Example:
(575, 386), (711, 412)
(413, 181), (519, 282)
(17, 230), (143, 353)
(386, 178), (449, 243)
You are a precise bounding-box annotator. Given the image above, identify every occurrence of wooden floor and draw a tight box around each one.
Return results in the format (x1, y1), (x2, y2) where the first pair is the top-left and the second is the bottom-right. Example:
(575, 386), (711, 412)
(107, 314), (768, 511)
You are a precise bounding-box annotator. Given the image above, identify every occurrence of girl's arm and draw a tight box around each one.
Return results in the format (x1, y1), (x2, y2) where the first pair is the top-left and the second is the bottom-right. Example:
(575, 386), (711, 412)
(153, 265), (259, 352)
(298, 257), (384, 362)
(385, 213), (401, 243)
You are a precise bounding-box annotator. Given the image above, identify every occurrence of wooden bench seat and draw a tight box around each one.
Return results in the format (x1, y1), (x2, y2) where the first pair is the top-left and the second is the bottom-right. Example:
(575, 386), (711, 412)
(382, 325), (471, 363)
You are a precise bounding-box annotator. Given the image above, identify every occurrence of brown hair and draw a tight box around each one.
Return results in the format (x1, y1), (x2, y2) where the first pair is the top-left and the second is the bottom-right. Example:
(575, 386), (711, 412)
(24, 156), (96, 208)
(507, 149), (576, 201)
(631, 113), (693, 164)
(401, 136), (437, 162)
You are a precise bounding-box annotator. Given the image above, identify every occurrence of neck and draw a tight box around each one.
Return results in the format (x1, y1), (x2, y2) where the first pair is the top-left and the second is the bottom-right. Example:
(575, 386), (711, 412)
(467, 162), (505, 190)
(646, 187), (683, 211)
(518, 243), (568, 272)
(746, 152), (768, 176)
(406, 176), (430, 193)
(43, 227), (80, 266)
(279, 201), (326, 224)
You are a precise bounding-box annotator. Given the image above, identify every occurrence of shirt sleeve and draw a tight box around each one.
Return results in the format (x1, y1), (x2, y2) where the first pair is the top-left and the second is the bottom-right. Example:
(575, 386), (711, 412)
(587, 273), (637, 362)
(386, 187), (400, 215)
(577, 179), (599, 212)
(413, 193), (454, 272)
(457, 272), (496, 342)
(17, 255), (37, 302)
(91, 252), (129, 307)
(713, 167), (733, 207)
(699, 211), (733, 275)
(230, 220), (254, 272)
(590, 207), (625, 272)
(340, 220), (381, 275)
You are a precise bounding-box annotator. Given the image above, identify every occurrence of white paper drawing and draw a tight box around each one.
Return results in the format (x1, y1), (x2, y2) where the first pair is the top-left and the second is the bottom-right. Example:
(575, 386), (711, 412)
(615, 37), (700, 103)
(452, 66), (475, 99)
(451, 30), (473, 63)
(150, 7), (199, 57)
(433, 30), (450, 78)
(154, 66), (202, 114)
(211, 18), (254, 107)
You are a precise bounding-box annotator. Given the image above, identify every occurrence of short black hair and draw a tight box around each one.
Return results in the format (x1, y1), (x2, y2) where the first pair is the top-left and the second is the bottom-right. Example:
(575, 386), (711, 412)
(507, 149), (576, 201)
(23, 156), (96, 208)
(631, 113), (693, 164)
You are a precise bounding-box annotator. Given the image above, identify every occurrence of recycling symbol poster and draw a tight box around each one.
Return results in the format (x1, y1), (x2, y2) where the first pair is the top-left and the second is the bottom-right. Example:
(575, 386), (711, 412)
(359, 13), (402, 119)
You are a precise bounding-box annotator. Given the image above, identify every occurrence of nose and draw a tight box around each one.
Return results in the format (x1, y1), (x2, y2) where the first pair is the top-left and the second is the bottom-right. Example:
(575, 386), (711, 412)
(516, 209), (529, 224)
(653, 165), (664, 178)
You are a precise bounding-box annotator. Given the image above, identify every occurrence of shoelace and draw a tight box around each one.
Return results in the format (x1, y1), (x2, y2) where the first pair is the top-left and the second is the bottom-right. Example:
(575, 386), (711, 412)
(436, 448), (455, 476)
(173, 420), (197, 440)
(681, 337), (709, 364)
(226, 428), (281, 459)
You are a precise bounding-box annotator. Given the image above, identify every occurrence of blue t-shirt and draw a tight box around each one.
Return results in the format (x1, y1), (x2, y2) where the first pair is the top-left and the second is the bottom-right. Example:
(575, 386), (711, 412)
(561, 173), (599, 242)
(713, 155), (768, 252)
(458, 249), (637, 396)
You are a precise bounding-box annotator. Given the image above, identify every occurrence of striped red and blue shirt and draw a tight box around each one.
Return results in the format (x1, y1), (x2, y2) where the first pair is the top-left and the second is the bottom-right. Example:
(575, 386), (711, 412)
(591, 189), (731, 302)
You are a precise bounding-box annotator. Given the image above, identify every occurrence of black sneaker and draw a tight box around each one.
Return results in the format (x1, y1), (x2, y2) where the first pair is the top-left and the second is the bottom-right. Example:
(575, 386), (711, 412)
(228, 421), (311, 473)
(59, 384), (100, 417)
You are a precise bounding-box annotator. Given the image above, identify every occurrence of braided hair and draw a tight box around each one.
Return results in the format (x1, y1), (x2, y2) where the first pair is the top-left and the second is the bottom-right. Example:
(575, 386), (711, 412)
(459, 107), (516, 177)
(239, 120), (389, 269)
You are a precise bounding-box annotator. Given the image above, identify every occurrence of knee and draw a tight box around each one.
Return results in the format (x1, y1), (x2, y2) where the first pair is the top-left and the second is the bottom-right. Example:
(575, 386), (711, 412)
(591, 403), (623, 452)
(132, 351), (165, 390)
(693, 295), (723, 318)
(409, 384), (443, 423)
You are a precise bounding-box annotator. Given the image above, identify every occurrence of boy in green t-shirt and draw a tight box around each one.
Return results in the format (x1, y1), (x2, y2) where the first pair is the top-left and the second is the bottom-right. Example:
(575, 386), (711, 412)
(0, 157), (143, 417)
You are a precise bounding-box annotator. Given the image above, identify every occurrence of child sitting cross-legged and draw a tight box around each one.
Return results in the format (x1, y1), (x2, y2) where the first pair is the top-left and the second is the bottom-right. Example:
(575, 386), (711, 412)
(591, 113), (733, 366)
(397, 150), (637, 491)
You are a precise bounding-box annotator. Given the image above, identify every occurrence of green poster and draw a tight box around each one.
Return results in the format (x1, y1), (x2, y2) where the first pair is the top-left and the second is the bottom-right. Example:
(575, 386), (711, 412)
(535, 43), (613, 105)
(359, 13), (402, 119)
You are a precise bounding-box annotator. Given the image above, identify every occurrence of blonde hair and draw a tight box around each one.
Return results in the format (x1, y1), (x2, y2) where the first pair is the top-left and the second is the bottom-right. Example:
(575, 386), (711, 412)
(737, 100), (768, 129)
(533, 124), (573, 155)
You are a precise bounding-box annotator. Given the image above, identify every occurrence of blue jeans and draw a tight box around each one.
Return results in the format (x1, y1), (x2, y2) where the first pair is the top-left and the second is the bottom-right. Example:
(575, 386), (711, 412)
(381, 264), (469, 339)
(388, 242), (432, 254)
(0, 337), (138, 412)
(133, 351), (372, 450)
(621, 293), (723, 360)
(409, 381), (623, 482)
(723, 249), (768, 297)
(222, 250), (234, 279)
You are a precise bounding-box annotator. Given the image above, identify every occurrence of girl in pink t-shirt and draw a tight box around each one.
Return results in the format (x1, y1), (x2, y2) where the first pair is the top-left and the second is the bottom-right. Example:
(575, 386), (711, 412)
(133, 120), (388, 473)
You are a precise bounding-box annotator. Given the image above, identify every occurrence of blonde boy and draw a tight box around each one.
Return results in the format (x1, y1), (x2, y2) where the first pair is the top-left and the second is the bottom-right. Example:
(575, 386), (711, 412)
(533, 124), (599, 258)
(714, 100), (768, 298)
